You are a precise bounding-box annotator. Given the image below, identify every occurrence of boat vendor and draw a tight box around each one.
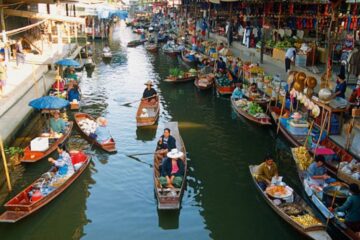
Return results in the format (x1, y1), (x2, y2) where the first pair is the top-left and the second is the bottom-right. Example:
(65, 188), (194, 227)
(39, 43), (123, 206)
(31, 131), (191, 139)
(255, 155), (279, 190)
(249, 82), (258, 95)
(156, 128), (177, 159)
(332, 73), (347, 99)
(67, 82), (81, 102)
(50, 110), (67, 134)
(231, 83), (244, 100)
(48, 144), (74, 177)
(332, 183), (360, 232)
(95, 117), (112, 144)
(65, 67), (77, 81)
(159, 149), (185, 188)
(307, 155), (336, 184)
(52, 76), (65, 91)
(142, 80), (157, 104)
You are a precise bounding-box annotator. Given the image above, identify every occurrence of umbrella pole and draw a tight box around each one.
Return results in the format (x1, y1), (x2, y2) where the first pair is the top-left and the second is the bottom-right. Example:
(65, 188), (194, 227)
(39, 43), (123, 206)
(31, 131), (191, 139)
(0, 135), (12, 191)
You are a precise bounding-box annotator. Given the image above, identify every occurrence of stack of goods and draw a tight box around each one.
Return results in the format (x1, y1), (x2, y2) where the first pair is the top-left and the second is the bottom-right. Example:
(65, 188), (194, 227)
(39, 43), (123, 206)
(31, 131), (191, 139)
(188, 69), (197, 77)
(281, 112), (309, 135)
(169, 68), (185, 78)
(279, 203), (303, 216)
(78, 118), (97, 136)
(339, 160), (360, 181)
(198, 74), (214, 87)
(235, 99), (268, 119)
(292, 147), (313, 170)
(243, 64), (264, 81)
(290, 214), (322, 228)
(216, 74), (232, 86)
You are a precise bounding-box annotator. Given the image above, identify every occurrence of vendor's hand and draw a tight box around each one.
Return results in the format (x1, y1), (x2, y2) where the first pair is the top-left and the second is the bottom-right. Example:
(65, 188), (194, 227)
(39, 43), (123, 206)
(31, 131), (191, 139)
(323, 174), (330, 180)
(48, 157), (54, 163)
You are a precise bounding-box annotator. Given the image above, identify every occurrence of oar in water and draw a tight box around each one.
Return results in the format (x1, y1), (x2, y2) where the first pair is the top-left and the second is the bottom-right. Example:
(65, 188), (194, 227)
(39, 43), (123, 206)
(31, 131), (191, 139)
(120, 95), (156, 107)
(126, 155), (153, 168)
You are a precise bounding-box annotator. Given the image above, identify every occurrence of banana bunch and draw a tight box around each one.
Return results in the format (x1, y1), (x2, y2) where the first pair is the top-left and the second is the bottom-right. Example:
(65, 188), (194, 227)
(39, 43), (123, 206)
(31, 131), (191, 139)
(62, 112), (68, 122)
(291, 214), (322, 228)
(293, 147), (313, 170)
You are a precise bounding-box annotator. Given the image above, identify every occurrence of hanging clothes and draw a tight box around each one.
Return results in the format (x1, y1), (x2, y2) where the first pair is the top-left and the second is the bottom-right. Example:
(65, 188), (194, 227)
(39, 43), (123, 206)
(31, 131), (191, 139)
(348, 48), (360, 76)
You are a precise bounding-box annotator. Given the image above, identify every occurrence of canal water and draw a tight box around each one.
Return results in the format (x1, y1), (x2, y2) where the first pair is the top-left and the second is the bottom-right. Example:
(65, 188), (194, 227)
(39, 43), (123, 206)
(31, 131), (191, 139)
(0, 23), (325, 240)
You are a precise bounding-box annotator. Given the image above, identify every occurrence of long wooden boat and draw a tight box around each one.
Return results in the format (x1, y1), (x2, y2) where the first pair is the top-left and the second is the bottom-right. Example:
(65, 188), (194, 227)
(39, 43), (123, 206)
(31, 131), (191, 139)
(194, 74), (214, 91)
(215, 81), (235, 96)
(21, 122), (73, 163)
(74, 113), (116, 153)
(164, 73), (197, 83)
(0, 152), (91, 223)
(127, 39), (146, 48)
(291, 148), (360, 240)
(231, 99), (271, 126)
(270, 106), (305, 147)
(136, 98), (160, 127)
(145, 43), (158, 53)
(153, 122), (187, 210)
(249, 165), (331, 240)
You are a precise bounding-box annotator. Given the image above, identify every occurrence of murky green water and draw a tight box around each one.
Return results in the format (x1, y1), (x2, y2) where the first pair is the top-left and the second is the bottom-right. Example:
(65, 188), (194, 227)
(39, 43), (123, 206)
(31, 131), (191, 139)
(0, 23), (338, 240)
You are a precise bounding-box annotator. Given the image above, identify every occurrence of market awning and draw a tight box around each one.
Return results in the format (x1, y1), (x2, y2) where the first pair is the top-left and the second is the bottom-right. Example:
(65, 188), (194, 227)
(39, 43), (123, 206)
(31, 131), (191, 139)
(4, 9), (85, 24)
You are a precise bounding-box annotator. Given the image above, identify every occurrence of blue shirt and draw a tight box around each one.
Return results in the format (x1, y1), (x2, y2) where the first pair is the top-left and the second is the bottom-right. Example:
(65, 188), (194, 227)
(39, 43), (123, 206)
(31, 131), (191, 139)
(307, 162), (326, 177)
(50, 118), (66, 133)
(232, 88), (243, 99)
(285, 47), (296, 59)
(335, 81), (347, 99)
(55, 151), (74, 176)
(68, 89), (80, 102)
(95, 125), (111, 143)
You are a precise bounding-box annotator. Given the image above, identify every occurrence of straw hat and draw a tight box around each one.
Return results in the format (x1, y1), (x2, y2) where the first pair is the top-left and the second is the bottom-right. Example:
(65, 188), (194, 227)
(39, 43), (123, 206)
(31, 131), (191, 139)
(144, 80), (153, 86)
(167, 148), (184, 159)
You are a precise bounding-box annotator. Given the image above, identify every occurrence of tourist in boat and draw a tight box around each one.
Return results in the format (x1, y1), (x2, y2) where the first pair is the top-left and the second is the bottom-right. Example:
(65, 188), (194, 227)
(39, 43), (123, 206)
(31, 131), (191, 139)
(48, 144), (74, 177)
(50, 110), (66, 134)
(306, 155), (335, 183)
(332, 183), (360, 232)
(156, 128), (176, 158)
(95, 117), (112, 144)
(332, 73), (347, 99)
(142, 80), (157, 104)
(159, 148), (185, 188)
(67, 82), (81, 102)
(255, 155), (278, 190)
(231, 83), (244, 100)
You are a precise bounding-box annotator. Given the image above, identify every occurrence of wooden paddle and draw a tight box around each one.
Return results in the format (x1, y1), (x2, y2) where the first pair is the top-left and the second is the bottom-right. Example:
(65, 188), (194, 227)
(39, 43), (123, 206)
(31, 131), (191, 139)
(120, 95), (157, 107)
(326, 186), (339, 228)
(126, 155), (153, 168)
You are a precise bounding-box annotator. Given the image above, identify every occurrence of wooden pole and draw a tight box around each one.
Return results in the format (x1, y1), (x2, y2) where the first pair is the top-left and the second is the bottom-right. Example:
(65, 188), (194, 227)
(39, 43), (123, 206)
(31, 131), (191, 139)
(0, 136), (12, 191)
(315, 112), (329, 151)
(304, 120), (314, 148)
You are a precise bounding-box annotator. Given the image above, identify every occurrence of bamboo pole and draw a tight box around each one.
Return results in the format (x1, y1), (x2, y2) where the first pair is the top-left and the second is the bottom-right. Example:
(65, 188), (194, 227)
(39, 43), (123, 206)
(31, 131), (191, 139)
(304, 120), (314, 148)
(314, 112), (329, 152)
(0, 136), (12, 191)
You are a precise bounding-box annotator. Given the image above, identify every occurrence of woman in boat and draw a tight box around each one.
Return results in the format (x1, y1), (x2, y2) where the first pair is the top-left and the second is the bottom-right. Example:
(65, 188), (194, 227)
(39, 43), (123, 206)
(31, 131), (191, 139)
(333, 183), (360, 232)
(48, 144), (74, 177)
(67, 82), (81, 102)
(255, 155), (278, 190)
(142, 80), (157, 105)
(52, 75), (65, 91)
(156, 128), (176, 159)
(231, 82), (244, 100)
(332, 73), (347, 99)
(306, 155), (335, 184)
(50, 110), (66, 134)
(65, 67), (77, 81)
(159, 149), (185, 188)
(95, 117), (112, 144)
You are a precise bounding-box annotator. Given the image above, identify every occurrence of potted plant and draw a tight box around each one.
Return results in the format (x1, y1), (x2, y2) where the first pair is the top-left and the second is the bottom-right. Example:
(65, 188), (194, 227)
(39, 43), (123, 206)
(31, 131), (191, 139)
(4, 147), (24, 165)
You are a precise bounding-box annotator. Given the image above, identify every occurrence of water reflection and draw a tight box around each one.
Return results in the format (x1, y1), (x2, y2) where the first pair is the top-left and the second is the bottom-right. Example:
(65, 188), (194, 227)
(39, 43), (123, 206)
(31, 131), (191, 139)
(136, 126), (157, 142)
(157, 209), (180, 230)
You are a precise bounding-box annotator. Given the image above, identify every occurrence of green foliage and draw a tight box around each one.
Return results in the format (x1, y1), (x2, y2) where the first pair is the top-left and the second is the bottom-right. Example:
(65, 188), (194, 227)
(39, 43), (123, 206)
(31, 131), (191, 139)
(4, 147), (24, 157)
(169, 68), (185, 77)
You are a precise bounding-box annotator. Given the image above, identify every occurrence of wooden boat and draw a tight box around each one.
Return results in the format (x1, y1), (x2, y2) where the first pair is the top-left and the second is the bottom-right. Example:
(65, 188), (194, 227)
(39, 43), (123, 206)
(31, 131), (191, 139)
(145, 43), (158, 53)
(249, 165), (331, 240)
(136, 98), (160, 127)
(0, 151), (91, 223)
(231, 99), (271, 126)
(291, 148), (360, 240)
(102, 51), (112, 60)
(164, 73), (197, 83)
(180, 50), (197, 68)
(214, 80), (235, 96)
(74, 113), (116, 153)
(269, 106), (305, 147)
(153, 122), (187, 210)
(194, 74), (214, 91)
(163, 48), (180, 57)
(127, 39), (146, 48)
(21, 122), (73, 163)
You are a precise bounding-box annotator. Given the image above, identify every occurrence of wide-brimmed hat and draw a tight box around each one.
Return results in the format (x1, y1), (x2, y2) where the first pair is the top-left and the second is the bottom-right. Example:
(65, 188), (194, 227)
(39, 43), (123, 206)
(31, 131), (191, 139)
(144, 80), (153, 86)
(167, 148), (184, 159)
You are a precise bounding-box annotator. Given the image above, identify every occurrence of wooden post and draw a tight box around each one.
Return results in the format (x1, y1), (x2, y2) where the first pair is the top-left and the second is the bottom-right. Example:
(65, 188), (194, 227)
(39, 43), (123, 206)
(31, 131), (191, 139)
(277, 95), (286, 134)
(315, 112), (329, 152)
(0, 136), (12, 192)
(304, 120), (314, 148)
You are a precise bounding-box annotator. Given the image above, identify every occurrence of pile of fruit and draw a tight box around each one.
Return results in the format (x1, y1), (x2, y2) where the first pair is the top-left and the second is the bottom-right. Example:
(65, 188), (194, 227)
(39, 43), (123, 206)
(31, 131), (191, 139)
(246, 102), (264, 115)
(169, 68), (185, 78)
(249, 66), (264, 74)
(293, 147), (313, 171)
(291, 214), (322, 228)
(215, 75), (232, 87)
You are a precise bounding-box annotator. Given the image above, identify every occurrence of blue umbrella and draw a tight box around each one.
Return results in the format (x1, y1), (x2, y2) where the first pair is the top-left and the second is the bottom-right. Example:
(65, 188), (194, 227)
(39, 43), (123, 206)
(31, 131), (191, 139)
(55, 58), (80, 67)
(29, 96), (69, 110)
